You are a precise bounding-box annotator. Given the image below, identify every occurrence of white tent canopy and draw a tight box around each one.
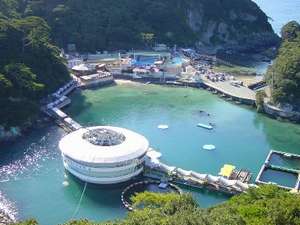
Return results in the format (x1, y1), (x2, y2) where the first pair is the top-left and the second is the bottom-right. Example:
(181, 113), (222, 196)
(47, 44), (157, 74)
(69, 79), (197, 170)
(72, 63), (94, 72)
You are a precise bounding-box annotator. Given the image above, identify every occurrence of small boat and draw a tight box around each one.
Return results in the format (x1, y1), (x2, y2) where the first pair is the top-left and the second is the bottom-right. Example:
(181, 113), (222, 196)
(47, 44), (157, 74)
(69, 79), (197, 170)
(203, 145), (216, 151)
(197, 123), (213, 130)
(158, 124), (169, 130)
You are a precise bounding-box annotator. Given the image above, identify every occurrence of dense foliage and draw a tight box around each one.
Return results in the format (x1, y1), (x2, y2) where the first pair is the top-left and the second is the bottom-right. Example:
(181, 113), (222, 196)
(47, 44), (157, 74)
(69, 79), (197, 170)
(255, 90), (267, 112)
(14, 185), (300, 225)
(266, 21), (300, 106)
(0, 0), (279, 131)
(0, 16), (70, 128)
(22, 0), (198, 51)
(1, 0), (277, 52)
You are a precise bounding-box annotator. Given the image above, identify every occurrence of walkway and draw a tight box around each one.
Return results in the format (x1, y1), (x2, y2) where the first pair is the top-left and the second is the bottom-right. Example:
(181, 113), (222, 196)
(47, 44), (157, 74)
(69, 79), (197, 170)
(144, 150), (255, 195)
(42, 79), (82, 132)
(202, 76), (256, 104)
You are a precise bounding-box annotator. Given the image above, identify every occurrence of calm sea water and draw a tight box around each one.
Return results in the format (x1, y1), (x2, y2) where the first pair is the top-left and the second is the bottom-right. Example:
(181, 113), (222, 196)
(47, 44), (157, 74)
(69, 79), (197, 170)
(1, 1), (300, 224)
(1, 83), (300, 224)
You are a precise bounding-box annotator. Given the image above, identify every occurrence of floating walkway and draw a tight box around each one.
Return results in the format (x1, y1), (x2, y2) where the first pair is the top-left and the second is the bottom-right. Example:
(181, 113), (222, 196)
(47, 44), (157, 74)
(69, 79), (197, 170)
(42, 79), (82, 132)
(256, 150), (300, 191)
(144, 150), (254, 195)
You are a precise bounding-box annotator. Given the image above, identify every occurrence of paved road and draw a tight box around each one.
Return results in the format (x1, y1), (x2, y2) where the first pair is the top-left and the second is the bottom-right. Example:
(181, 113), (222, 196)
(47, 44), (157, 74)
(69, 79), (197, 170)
(202, 77), (256, 101)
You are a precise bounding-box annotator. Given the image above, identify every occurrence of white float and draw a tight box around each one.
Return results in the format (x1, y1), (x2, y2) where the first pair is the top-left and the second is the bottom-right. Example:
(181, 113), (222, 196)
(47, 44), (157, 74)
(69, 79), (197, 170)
(202, 144), (216, 151)
(158, 124), (169, 130)
(197, 123), (213, 130)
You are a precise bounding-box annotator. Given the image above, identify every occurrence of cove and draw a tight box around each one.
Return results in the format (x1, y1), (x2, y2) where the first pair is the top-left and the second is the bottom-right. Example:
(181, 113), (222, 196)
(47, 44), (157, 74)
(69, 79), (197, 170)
(1, 82), (300, 225)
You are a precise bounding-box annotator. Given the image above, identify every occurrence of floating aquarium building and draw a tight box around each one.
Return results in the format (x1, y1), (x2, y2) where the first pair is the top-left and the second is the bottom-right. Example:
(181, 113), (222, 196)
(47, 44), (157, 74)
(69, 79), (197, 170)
(59, 126), (149, 184)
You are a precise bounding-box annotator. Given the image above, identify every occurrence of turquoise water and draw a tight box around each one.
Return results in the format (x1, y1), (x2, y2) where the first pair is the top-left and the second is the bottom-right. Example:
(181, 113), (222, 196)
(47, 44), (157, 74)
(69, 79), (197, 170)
(2, 83), (300, 224)
(253, 0), (300, 34)
(269, 154), (300, 170)
(260, 169), (298, 188)
(171, 57), (183, 65)
(1, 1), (300, 224)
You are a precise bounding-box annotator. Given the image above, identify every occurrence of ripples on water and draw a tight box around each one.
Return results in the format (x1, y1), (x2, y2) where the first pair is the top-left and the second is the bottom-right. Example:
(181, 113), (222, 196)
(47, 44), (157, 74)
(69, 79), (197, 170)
(0, 127), (62, 219)
(0, 191), (17, 221)
(0, 135), (57, 182)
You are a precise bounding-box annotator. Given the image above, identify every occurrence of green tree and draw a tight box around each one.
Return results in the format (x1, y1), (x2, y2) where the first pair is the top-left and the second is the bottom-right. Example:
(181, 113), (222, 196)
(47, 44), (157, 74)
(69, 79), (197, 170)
(0, 16), (70, 129)
(266, 21), (300, 105)
(255, 90), (266, 112)
(4, 63), (44, 99)
(13, 185), (300, 225)
(140, 33), (155, 48)
(281, 21), (300, 41)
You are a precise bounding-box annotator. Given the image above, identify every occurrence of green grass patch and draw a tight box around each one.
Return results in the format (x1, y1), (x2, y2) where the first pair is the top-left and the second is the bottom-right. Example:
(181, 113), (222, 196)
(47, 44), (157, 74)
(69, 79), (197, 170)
(213, 64), (257, 75)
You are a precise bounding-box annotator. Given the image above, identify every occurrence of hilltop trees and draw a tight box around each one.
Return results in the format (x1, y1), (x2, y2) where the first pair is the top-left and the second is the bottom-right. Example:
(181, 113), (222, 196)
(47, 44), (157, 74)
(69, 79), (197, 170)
(0, 16), (69, 129)
(266, 21), (300, 106)
(14, 185), (300, 225)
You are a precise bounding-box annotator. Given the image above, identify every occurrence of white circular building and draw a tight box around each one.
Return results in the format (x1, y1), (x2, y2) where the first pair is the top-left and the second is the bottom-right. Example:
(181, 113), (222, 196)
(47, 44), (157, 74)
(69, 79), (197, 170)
(59, 126), (149, 184)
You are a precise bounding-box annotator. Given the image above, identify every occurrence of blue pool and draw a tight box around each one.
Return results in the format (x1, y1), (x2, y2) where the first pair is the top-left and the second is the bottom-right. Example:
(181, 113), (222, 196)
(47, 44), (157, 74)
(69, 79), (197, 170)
(132, 56), (158, 67)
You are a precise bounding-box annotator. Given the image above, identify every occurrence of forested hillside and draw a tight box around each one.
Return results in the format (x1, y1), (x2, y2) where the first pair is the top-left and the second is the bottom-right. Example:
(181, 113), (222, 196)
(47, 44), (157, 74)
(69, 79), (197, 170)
(15, 185), (300, 225)
(0, 0), (280, 139)
(266, 21), (300, 106)
(2, 0), (279, 52)
(0, 16), (70, 135)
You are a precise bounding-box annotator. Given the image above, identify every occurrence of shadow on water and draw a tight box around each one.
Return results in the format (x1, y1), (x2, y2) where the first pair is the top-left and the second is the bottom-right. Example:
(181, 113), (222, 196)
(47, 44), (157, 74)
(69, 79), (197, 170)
(63, 171), (143, 208)
(64, 89), (93, 118)
(64, 171), (230, 210)
(253, 113), (300, 154)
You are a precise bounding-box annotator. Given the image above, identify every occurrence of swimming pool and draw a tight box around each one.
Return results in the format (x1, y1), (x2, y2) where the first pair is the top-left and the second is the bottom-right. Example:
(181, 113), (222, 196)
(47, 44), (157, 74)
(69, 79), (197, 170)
(132, 56), (159, 67)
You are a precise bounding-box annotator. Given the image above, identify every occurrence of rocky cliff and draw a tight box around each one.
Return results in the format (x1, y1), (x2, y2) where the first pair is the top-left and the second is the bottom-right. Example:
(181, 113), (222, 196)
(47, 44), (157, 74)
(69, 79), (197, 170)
(186, 0), (279, 52)
(21, 0), (279, 52)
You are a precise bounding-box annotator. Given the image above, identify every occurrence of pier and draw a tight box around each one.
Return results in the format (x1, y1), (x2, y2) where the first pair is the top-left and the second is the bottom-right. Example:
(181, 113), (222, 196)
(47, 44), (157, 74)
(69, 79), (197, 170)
(144, 150), (255, 195)
(256, 150), (300, 191)
(202, 76), (256, 105)
(42, 79), (82, 132)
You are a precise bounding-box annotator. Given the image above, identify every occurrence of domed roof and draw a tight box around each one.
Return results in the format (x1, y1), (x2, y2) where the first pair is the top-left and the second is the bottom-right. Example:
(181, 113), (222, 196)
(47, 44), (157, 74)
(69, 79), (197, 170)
(82, 128), (126, 146)
(59, 126), (149, 164)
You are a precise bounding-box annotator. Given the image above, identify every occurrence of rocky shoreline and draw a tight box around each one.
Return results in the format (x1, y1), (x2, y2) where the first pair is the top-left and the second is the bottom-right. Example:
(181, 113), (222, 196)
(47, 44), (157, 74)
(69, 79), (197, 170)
(0, 116), (51, 144)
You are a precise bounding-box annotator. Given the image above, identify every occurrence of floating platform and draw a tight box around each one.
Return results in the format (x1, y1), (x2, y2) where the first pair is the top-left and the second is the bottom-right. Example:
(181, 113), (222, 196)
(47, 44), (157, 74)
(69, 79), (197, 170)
(158, 124), (169, 130)
(145, 150), (254, 195)
(203, 144), (216, 151)
(197, 123), (213, 130)
(256, 150), (300, 191)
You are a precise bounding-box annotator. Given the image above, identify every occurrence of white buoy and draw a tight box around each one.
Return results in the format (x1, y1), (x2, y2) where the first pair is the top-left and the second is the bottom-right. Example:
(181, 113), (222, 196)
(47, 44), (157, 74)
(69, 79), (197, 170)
(203, 144), (216, 151)
(158, 124), (169, 130)
(62, 181), (69, 187)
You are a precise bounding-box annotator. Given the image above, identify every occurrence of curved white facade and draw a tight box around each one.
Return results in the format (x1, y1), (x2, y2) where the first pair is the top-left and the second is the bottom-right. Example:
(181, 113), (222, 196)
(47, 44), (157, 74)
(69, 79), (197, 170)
(59, 126), (149, 184)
